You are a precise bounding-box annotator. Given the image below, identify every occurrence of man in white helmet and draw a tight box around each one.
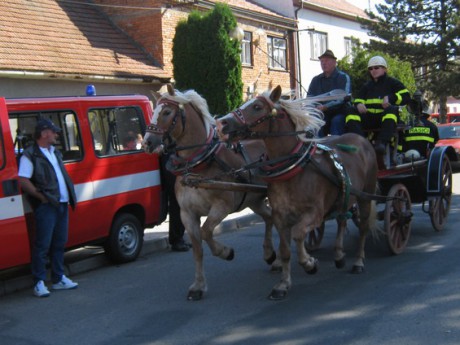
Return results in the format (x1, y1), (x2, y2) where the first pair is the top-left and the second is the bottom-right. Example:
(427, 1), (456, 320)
(345, 55), (411, 154)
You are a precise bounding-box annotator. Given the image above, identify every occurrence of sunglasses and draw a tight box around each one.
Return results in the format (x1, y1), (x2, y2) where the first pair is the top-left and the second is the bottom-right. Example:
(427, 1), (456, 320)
(368, 66), (383, 71)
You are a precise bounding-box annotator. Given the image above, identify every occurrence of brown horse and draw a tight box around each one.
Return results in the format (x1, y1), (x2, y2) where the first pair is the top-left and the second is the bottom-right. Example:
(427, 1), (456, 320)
(218, 85), (378, 300)
(143, 85), (277, 300)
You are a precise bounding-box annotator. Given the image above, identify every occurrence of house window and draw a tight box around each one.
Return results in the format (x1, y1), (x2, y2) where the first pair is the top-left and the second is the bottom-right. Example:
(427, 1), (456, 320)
(310, 31), (327, 60)
(344, 37), (352, 57)
(241, 31), (252, 66)
(267, 36), (287, 69)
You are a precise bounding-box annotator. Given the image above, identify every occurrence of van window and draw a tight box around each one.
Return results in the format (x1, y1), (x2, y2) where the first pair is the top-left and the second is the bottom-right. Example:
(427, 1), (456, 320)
(88, 106), (145, 157)
(9, 111), (83, 162)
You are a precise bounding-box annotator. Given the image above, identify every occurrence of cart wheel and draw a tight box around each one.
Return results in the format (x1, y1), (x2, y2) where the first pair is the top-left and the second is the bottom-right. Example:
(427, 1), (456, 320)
(305, 222), (325, 251)
(385, 183), (412, 255)
(429, 156), (452, 231)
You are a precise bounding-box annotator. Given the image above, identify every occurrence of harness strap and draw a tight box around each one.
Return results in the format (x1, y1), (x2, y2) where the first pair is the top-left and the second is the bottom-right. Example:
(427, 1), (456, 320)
(315, 144), (351, 220)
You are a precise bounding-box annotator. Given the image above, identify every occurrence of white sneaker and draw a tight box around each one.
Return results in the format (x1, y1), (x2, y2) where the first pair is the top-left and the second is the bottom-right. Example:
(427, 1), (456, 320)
(33, 280), (50, 297)
(52, 275), (78, 290)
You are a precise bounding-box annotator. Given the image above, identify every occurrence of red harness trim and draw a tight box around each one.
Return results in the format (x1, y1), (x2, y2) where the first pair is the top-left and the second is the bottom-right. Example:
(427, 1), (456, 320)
(260, 142), (317, 182)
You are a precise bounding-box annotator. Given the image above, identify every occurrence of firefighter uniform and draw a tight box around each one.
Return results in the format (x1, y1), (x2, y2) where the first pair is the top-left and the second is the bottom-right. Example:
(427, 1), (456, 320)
(346, 57), (410, 152)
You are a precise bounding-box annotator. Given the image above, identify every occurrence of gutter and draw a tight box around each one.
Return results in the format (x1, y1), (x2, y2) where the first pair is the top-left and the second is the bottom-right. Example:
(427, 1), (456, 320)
(0, 70), (169, 85)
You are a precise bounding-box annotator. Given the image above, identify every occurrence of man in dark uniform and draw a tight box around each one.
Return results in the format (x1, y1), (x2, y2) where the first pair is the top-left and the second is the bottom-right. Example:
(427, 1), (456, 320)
(402, 92), (439, 158)
(346, 55), (411, 154)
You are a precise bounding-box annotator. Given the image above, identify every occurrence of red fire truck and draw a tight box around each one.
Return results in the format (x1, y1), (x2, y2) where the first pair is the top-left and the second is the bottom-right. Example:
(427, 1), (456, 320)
(0, 92), (163, 271)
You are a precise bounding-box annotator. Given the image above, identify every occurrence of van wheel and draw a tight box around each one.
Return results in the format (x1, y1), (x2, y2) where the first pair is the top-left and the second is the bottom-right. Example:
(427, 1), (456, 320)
(104, 213), (143, 263)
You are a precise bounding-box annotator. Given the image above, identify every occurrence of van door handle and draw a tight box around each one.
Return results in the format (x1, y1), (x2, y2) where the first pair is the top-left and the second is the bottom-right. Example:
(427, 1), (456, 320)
(3, 179), (20, 196)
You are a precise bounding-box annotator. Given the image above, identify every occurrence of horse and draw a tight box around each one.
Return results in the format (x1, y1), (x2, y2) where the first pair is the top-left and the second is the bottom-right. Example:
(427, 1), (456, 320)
(217, 85), (379, 300)
(143, 84), (277, 300)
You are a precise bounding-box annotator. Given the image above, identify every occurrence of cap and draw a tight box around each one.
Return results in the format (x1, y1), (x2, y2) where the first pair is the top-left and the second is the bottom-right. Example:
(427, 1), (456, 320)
(318, 49), (337, 60)
(368, 55), (387, 68)
(35, 119), (61, 133)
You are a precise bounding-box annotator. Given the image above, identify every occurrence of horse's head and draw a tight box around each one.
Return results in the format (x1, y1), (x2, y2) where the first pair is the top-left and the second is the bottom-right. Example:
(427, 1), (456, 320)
(217, 86), (283, 142)
(143, 84), (216, 154)
(217, 85), (324, 143)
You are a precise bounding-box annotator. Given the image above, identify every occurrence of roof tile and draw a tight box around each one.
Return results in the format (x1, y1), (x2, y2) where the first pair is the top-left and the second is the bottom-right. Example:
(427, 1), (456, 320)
(0, 0), (170, 81)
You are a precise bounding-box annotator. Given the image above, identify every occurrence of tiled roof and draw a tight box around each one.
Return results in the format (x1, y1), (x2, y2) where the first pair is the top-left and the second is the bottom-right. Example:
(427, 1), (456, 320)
(207, 0), (288, 19)
(0, 0), (170, 81)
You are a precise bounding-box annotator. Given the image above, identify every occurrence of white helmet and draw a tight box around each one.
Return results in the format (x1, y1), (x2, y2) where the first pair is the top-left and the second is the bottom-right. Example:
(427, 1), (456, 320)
(405, 149), (421, 160)
(368, 56), (387, 69)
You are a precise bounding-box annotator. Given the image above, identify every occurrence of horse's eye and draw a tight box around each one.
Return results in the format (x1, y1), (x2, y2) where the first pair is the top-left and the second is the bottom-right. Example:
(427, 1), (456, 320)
(254, 104), (262, 111)
(163, 109), (172, 117)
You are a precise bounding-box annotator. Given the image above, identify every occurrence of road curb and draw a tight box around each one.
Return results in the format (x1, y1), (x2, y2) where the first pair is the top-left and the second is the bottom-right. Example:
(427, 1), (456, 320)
(0, 213), (262, 297)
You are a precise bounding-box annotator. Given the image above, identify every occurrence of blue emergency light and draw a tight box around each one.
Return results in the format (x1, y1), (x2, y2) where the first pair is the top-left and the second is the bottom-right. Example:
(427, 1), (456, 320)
(86, 84), (96, 96)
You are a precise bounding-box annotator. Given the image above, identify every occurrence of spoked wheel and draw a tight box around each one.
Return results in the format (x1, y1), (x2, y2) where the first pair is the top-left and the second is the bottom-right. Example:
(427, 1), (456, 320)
(385, 183), (412, 255)
(429, 156), (452, 232)
(305, 222), (325, 251)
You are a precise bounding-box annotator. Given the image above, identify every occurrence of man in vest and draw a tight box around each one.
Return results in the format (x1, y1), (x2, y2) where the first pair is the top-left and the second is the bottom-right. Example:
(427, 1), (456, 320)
(18, 119), (78, 297)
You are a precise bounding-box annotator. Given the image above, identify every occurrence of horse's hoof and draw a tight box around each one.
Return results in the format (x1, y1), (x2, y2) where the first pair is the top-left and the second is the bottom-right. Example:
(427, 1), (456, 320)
(351, 265), (365, 274)
(306, 258), (319, 275)
(268, 289), (287, 300)
(187, 290), (203, 301)
(307, 265), (318, 275)
(335, 257), (346, 269)
(266, 252), (276, 265)
(226, 248), (235, 261)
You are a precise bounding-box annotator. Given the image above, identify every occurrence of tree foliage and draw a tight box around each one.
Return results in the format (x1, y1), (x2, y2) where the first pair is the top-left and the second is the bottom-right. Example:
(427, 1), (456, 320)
(358, 0), (460, 123)
(172, 3), (243, 115)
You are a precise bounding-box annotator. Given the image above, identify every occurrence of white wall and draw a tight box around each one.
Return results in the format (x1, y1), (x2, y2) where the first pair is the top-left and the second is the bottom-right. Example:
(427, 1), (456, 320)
(0, 78), (160, 101)
(251, 0), (295, 18)
(296, 9), (371, 97)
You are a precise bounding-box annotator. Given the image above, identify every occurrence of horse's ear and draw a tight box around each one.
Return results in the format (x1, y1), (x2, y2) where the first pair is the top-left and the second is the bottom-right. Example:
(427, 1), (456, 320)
(167, 84), (175, 96)
(270, 86), (282, 103)
(150, 90), (162, 101)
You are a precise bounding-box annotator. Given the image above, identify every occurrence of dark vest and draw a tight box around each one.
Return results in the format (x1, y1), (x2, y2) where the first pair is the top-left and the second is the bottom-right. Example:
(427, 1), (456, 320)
(22, 144), (77, 209)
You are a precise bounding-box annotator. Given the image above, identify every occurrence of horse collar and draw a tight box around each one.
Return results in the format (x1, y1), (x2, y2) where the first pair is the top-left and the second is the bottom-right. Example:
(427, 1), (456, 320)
(258, 141), (315, 182)
(166, 126), (221, 175)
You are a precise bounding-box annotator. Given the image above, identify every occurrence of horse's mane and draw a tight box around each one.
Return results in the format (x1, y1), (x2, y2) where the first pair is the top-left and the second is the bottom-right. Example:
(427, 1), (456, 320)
(158, 89), (216, 133)
(260, 91), (325, 141)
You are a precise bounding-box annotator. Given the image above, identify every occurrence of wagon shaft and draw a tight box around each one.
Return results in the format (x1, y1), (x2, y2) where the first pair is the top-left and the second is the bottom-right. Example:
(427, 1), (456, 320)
(181, 176), (267, 193)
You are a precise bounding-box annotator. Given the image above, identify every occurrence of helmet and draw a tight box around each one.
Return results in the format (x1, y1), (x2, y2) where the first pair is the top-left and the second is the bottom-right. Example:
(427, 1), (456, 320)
(405, 149), (421, 161)
(368, 56), (387, 69)
(421, 101), (431, 116)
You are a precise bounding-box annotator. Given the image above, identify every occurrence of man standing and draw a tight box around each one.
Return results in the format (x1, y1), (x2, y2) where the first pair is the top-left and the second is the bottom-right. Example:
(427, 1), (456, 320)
(345, 55), (411, 154)
(307, 49), (351, 136)
(18, 119), (78, 297)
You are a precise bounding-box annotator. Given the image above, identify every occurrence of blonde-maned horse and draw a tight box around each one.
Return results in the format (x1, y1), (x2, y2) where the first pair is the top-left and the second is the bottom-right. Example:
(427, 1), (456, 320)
(143, 84), (277, 300)
(218, 85), (378, 300)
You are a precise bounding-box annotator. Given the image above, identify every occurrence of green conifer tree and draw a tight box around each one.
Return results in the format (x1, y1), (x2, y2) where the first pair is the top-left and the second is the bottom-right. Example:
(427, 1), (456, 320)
(172, 3), (243, 116)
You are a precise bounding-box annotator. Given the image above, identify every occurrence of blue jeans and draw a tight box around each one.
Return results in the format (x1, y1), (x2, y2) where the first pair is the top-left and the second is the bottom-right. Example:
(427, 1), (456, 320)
(31, 203), (69, 283)
(319, 114), (346, 137)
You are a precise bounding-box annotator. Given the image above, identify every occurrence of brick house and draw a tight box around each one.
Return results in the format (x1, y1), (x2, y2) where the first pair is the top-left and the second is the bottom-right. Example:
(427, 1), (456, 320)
(92, 0), (298, 99)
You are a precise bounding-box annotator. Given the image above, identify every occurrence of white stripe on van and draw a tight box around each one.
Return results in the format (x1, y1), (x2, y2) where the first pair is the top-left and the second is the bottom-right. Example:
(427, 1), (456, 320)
(0, 195), (25, 220)
(75, 170), (161, 202)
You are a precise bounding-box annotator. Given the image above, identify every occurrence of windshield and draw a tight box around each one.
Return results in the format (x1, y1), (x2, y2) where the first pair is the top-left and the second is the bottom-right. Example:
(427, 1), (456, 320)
(438, 125), (460, 139)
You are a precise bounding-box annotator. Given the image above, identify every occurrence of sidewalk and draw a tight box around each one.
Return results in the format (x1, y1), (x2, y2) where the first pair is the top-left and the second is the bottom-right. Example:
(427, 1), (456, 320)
(0, 208), (263, 297)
